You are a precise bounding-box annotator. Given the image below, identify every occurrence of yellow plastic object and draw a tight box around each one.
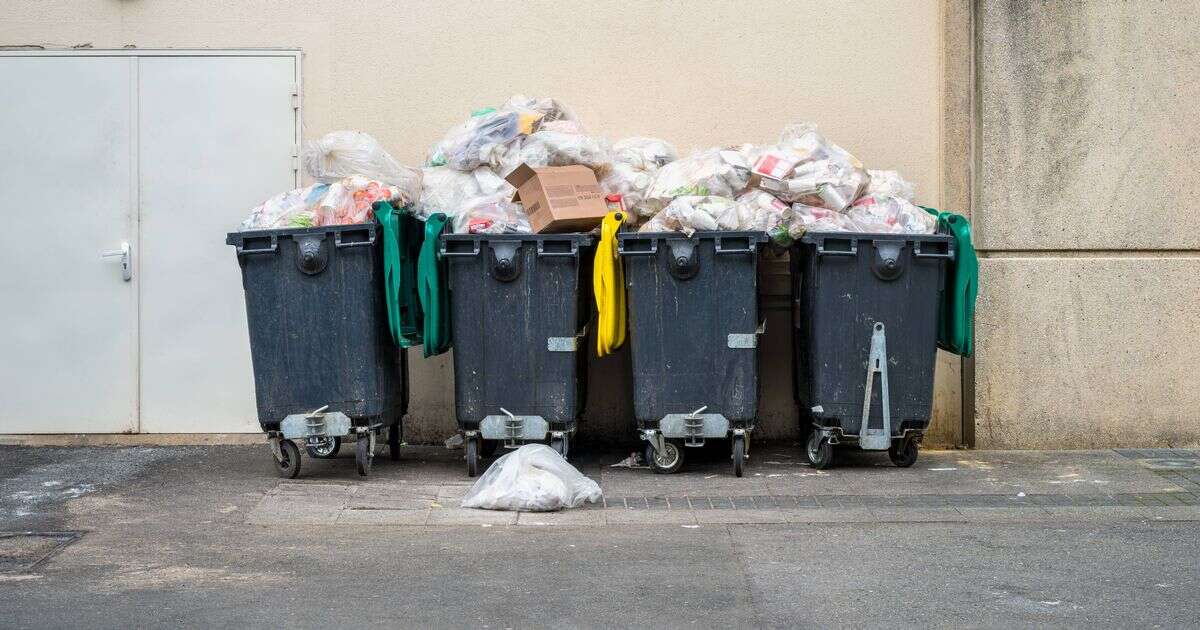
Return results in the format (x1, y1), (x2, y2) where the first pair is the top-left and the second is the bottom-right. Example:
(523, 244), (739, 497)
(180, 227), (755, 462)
(593, 211), (627, 357)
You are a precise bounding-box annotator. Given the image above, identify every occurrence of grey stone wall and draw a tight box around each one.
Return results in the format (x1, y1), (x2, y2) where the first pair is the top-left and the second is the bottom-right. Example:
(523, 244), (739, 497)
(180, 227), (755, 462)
(975, 1), (1200, 447)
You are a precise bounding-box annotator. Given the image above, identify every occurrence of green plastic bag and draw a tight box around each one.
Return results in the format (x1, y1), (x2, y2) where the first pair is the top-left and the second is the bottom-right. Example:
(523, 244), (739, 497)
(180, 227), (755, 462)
(922, 206), (978, 357)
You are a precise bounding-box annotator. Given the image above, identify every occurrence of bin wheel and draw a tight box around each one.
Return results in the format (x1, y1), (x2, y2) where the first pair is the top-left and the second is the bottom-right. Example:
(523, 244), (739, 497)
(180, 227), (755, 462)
(732, 435), (746, 478)
(888, 439), (919, 468)
(806, 432), (835, 470)
(275, 440), (302, 479)
(480, 439), (499, 458)
(647, 440), (683, 475)
(388, 424), (401, 462)
(355, 434), (373, 477)
(465, 437), (480, 477)
(550, 436), (569, 459)
(305, 436), (340, 459)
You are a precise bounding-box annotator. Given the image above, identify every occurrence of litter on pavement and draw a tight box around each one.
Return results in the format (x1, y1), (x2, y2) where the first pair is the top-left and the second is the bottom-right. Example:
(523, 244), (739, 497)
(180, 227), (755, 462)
(461, 444), (602, 512)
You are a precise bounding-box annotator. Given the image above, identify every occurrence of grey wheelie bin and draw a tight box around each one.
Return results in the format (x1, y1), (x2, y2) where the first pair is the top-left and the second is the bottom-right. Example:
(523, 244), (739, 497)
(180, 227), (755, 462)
(227, 222), (407, 479)
(791, 231), (954, 469)
(440, 233), (593, 477)
(618, 231), (766, 477)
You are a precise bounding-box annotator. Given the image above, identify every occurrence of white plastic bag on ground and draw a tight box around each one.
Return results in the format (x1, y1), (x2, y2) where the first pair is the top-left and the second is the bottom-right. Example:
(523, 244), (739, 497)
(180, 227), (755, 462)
(461, 444), (602, 512)
(303, 131), (422, 205)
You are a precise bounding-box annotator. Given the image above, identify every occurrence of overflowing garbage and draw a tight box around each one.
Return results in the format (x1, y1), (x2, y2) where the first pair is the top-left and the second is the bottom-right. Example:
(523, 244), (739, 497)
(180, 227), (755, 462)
(240, 131), (421, 230)
(238, 95), (936, 241)
(460, 444), (602, 512)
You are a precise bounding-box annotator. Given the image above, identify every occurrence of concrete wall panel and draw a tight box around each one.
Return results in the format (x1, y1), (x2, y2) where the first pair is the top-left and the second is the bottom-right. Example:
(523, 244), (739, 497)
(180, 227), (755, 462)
(978, 1), (1200, 251)
(976, 256), (1200, 449)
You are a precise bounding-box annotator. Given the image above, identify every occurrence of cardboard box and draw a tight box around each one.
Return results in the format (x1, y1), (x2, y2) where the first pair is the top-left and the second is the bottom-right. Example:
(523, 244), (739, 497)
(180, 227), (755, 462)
(505, 164), (608, 233)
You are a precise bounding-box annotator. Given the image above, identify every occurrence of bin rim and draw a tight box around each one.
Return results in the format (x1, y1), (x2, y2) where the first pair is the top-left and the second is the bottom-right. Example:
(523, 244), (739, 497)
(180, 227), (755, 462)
(226, 221), (377, 246)
(795, 231), (955, 245)
(616, 230), (768, 242)
(440, 232), (595, 246)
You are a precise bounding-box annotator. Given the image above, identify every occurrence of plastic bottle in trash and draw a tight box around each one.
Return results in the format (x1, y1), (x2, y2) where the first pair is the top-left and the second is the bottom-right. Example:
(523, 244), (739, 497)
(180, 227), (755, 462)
(606, 194), (625, 214)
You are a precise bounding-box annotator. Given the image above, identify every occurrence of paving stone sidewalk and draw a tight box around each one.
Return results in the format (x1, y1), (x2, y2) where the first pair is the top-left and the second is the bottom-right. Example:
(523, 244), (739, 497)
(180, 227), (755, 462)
(245, 445), (1200, 526)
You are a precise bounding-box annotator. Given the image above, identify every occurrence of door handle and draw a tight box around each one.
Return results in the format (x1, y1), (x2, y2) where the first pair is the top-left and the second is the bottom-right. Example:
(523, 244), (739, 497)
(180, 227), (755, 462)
(101, 242), (132, 281)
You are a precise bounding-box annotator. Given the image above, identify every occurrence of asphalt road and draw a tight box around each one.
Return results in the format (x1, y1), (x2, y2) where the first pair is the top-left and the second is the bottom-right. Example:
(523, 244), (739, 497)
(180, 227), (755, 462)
(0, 445), (1197, 629)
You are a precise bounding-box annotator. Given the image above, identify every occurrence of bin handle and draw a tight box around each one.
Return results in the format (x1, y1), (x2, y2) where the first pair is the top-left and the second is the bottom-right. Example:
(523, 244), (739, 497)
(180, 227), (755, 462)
(715, 235), (755, 255)
(334, 227), (376, 249)
(913, 240), (955, 260)
(617, 237), (657, 256)
(815, 237), (858, 257)
(235, 234), (278, 256)
(439, 239), (481, 257)
(537, 239), (579, 258)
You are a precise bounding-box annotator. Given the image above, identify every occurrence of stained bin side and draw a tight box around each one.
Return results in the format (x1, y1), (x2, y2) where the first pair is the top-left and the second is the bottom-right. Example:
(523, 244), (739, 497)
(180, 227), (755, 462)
(442, 234), (593, 430)
(792, 232), (952, 437)
(619, 231), (764, 425)
(227, 223), (406, 430)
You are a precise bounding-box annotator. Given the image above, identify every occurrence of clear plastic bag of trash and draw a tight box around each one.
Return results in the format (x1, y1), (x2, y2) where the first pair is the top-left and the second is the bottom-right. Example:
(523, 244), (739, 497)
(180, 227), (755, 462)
(451, 196), (532, 235)
(302, 131), (422, 205)
(428, 95), (580, 172)
(600, 137), (677, 211)
(638, 195), (735, 235)
(611, 137), (677, 171)
(751, 124), (869, 211)
(412, 166), (483, 220)
(494, 131), (612, 177)
(865, 169), (916, 202)
(240, 183), (328, 230)
(789, 203), (866, 236)
(432, 109), (525, 171)
(756, 158), (869, 211)
(461, 444), (602, 512)
(637, 148), (751, 217)
(844, 195), (936, 234)
(735, 190), (794, 245)
(314, 176), (408, 226)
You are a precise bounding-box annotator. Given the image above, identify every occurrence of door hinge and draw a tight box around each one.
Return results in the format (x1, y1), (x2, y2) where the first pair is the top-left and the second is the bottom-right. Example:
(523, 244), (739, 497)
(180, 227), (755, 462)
(292, 144), (300, 171)
(291, 83), (301, 110)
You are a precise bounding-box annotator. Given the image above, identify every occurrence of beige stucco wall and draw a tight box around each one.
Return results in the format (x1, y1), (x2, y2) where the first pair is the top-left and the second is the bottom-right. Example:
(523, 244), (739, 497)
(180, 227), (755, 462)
(2, 0), (960, 444)
(975, 1), (1200, 448)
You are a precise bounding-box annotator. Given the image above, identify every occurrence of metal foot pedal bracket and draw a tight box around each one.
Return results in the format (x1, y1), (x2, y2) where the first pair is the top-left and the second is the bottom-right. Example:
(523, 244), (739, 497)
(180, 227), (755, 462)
(858, 323), (891, 450)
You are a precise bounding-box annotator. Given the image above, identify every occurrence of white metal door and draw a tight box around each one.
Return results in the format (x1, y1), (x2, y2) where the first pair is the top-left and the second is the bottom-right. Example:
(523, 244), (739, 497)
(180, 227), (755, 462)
(138, 55), (299, 433)
(0, 56), (138, 433)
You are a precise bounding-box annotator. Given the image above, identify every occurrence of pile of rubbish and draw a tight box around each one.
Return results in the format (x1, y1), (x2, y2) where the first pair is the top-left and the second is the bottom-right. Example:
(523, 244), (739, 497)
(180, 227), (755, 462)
(240, 131), (421, 230)
(239, 95), (936, 240)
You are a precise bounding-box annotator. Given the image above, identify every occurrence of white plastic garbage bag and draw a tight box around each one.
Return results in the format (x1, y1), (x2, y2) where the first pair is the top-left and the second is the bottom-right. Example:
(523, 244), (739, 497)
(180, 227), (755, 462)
(637, 148), (751, 217)
(461, 444), (602, 512)
(789, 203), (866, 237)
(412, 166), (483, 220)
(600, 137), (677, 211)
(865, 169), (916, 202)
(303, 131), (422, 205)
(451, 196), (532, 235)
(844, 195), (936, 234)
(240, 183), (327, 230)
